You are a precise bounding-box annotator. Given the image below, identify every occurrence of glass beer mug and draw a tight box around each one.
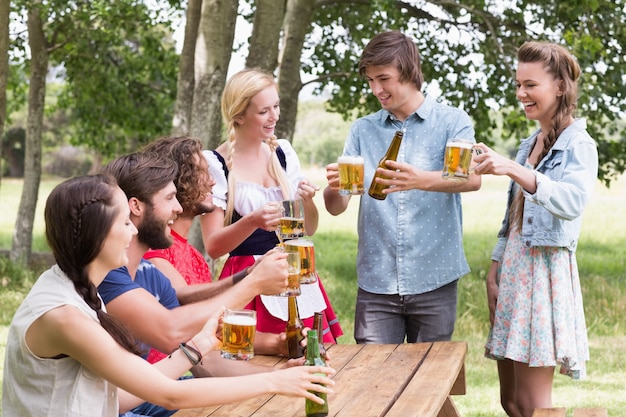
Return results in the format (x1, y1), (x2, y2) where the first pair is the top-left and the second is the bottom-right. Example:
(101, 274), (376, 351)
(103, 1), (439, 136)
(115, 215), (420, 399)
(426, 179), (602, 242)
(284, 238), (318, 284)
(442, 138), (483, 181)
(221, 309), (257, 360)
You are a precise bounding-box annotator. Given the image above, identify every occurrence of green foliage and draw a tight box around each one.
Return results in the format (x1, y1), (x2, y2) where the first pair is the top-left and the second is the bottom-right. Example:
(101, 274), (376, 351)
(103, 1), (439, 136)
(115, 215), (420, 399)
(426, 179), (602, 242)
(306, 0), (626, 185)
(8, 0), (183, 157)
(53, 0), (181, 156)
(292, 101), (349, 167)
(0, 256), (37, 325)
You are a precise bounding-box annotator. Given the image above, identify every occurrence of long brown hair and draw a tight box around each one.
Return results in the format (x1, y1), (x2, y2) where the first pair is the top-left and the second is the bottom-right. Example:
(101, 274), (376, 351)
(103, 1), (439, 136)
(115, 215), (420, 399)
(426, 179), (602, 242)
(511, 41), (580, 230)
(45, 175), (141, 354)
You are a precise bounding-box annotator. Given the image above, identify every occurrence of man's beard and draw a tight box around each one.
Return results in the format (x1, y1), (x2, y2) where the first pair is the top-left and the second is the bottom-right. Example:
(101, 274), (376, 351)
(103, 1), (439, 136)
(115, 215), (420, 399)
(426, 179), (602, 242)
(137, 208), (173, 250)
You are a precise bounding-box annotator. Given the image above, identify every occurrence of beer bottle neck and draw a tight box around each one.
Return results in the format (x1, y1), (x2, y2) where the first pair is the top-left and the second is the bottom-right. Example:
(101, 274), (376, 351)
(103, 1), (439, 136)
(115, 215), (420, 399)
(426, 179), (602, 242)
(287, 296), (300, 324)
(305, 330), (321, 360)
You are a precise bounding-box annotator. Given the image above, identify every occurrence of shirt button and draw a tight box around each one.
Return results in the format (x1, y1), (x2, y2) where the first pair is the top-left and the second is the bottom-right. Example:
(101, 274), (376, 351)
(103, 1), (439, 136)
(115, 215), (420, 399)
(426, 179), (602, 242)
(525, 240), (531, 247)
(527, 217), (533, 224)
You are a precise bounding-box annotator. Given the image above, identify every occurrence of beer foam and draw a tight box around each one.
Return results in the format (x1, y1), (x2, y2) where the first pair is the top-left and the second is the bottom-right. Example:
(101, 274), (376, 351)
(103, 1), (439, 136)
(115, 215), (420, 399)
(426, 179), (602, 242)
(447, 140), (473, 149)
(224, 315), (256, 326)
(338, 155), (364, 164)
(285, 239), (314, 247)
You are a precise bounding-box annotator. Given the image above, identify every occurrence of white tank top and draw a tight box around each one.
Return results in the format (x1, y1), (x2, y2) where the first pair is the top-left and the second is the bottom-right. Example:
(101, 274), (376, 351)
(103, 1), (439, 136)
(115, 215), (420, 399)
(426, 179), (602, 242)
(2, 265), (118, 416)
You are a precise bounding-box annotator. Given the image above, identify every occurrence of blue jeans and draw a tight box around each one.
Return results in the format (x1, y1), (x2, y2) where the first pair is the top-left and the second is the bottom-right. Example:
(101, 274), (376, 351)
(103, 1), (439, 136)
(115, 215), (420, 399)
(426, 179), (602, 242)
(119, 376), (193, 417)
(120, 402), (177, 417)
(354, 280), (458, 344)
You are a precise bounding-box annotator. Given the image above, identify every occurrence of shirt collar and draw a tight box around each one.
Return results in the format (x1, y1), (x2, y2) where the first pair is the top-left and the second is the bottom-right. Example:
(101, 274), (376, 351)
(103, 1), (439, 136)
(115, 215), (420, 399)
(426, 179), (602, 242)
(380, 94), (436, 125)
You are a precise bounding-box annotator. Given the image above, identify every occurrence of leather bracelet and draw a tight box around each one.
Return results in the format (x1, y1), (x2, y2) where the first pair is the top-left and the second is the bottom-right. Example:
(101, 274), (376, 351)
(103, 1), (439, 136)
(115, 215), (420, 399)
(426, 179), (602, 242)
(232, 268), (249, 284)
(179, 342), (202, 366)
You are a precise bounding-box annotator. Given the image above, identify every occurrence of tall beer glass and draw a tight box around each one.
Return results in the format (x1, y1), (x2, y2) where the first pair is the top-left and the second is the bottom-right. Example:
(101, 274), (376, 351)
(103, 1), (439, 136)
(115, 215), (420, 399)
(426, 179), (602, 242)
(338, 156), (365, 195)
(221, 309), (256, 360)
(442, 139), (482, 181)
(284, 238), (317, 284)
(277, 199), (305, 242)
(277, 251), (301, 296)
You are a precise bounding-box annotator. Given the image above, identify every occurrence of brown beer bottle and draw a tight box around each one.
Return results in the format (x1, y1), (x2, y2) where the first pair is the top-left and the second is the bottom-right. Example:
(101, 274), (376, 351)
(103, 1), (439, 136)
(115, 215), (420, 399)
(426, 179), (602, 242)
(286, 296), (305, 359)
(368, 130), (404, 200)
(304, 330), (329, 417)
(312, 311), (326, 359)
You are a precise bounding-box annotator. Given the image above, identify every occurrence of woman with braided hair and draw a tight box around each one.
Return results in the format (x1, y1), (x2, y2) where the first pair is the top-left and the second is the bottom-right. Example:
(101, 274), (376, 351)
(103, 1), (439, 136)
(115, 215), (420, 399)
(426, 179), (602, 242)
(2, 175), (334, 416)
(473, 41), (598, 416)
(201, 68), (343, 353)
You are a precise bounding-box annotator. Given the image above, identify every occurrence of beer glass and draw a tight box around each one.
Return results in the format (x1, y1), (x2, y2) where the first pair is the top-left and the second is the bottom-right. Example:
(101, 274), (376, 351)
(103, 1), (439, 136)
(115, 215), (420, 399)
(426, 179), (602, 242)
(276, 199), (305, 243)
(338, 155), (365, 195)
(221, 309), (257, 360)
(442, 139), (483, 181)
(277, 251), (301, 296)
(284, 238), (317, 284)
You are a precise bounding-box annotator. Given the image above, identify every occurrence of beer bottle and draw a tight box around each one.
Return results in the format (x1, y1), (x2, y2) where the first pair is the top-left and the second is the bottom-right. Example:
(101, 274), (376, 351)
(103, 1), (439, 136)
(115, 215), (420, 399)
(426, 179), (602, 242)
(304, 330), (329, 417)
(312, 311), (326, 359)
(286, 296), (305, 359)
(368, 130), (404, 200)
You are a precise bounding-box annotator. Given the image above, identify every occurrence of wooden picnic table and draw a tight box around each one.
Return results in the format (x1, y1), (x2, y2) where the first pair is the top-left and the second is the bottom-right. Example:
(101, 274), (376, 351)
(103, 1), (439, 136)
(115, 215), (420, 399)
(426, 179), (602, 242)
(172, 340), (467, 417)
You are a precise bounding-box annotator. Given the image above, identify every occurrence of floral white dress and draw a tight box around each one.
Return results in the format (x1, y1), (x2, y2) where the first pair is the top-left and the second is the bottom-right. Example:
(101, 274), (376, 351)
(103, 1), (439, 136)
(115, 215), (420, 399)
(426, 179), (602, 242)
(485, 209), (589, 379)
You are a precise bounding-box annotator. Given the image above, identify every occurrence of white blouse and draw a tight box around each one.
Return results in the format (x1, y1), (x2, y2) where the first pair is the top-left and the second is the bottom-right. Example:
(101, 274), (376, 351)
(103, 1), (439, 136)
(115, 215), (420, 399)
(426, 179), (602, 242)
(204, 139), (304, 214)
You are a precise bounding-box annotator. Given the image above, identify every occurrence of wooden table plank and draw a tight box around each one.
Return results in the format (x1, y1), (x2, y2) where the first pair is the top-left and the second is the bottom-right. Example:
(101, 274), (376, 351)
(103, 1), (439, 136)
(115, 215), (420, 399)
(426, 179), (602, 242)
(329, 343), (430, 417)
(172, 342), (467, 417)
(385, 341), (467, 417)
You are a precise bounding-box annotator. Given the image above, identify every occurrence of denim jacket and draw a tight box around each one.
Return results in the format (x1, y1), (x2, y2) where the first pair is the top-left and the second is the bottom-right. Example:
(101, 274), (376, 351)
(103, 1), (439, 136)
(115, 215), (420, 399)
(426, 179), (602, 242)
(491, 118), (598, 262)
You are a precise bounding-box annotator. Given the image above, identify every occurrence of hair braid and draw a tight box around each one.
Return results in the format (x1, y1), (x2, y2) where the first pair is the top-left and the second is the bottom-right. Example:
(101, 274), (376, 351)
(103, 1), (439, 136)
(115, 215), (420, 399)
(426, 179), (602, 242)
(46, 175), (142, 355)
(510, 41), (580, 232)
(224, 124), (238, 225)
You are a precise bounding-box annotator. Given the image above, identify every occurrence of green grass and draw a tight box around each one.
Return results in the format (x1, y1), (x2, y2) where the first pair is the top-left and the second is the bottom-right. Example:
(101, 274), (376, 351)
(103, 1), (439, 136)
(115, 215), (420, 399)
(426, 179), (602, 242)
(1, 172), (625, 416)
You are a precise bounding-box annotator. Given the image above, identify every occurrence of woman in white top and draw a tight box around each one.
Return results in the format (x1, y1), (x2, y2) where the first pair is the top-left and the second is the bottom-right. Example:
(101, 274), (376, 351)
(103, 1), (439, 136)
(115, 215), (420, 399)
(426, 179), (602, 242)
(201, 69), (343, 356)
(2, 174), (334, 417)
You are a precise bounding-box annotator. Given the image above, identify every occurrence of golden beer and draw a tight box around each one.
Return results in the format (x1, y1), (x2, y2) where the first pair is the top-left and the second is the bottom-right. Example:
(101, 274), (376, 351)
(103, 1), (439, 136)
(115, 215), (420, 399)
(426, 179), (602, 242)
(277, 251), (301, 296)
(338, 156), (365, 195)
(442, 140), (474, 181)
(221, 310), (256, 360)
(278, 217), (305, 240)
(284, 239), (317, 284)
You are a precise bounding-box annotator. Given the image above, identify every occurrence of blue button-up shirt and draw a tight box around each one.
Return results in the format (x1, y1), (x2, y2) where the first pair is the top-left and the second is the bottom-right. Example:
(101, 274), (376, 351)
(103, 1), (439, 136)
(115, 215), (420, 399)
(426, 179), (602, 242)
(344, 95), (475, 295)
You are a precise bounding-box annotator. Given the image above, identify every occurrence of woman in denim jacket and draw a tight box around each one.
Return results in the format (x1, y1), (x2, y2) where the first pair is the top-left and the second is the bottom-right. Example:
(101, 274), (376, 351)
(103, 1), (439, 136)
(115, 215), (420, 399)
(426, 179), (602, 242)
(474, 41), (598, 417)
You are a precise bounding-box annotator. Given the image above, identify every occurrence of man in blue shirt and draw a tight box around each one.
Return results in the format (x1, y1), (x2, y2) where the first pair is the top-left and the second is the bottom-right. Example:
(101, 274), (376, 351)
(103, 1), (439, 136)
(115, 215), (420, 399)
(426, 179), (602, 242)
(324, 30), (481, 344)
(98, 151), (290, 417)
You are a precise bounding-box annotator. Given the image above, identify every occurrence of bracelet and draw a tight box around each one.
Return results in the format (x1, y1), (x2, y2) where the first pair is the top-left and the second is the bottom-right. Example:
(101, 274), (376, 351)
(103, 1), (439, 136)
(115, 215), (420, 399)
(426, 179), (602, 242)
(232, 268), (249, 284)
(179, 342), (202, 366)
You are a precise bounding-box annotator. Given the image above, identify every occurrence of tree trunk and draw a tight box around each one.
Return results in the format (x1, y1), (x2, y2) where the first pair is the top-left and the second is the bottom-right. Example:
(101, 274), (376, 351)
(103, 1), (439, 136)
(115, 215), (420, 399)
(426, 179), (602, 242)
(12, 2), (47, 266)
(275, 0), (315, 142)
(189, 0), (238, 150)
(0, 0), (10, 189)
(171, 0), (202, 136)
(245, 0), (285, 72)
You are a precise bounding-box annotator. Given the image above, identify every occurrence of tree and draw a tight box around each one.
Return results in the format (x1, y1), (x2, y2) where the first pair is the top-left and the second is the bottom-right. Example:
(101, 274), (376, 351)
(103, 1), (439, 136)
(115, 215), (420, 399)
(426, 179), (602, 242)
(188, 0), (238, 149)
(171, 0), (202, 136)
(6, 0), (181, 264)
(11, 0), (47, 265)
(0, 0), (10, 188)
(275, 0), (316, 142)
(245, 0), (285, 71)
